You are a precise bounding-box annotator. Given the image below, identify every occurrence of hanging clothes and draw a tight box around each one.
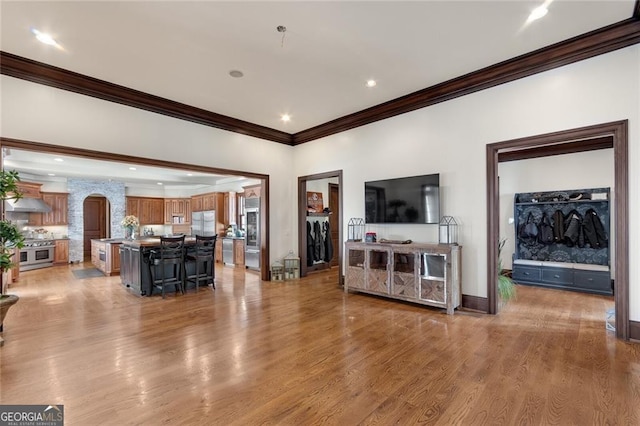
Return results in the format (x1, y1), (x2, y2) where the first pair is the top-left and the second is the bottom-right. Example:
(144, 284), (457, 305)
(313, 220), (324, 262)
(306, 221), (314, 266)
(323, 220), (333, 262)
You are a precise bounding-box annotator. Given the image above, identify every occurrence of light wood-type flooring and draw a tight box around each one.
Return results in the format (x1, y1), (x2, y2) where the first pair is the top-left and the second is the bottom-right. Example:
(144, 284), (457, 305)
(1, 262), (638, 425)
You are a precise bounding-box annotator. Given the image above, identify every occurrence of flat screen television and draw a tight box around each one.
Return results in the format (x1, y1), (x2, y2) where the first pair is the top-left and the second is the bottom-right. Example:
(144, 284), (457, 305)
(365, 173), (440, 224)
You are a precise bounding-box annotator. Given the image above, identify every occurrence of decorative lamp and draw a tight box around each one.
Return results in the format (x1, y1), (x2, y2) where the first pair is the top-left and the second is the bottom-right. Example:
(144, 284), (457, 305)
(348, 218), (365, 241)
(283, 251), (300, 280)
(270, 261), (284, 281)
(439, 216), (458, 244)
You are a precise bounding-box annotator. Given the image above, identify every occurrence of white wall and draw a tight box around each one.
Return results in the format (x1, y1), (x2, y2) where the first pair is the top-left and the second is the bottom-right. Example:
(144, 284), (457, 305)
(2, 45), (638, 320)
(0, 75), (296, 264)
(293, 46), (639, 320)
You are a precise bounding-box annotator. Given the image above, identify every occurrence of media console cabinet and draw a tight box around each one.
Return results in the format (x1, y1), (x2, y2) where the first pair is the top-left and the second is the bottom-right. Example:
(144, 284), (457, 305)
(345, 241), (461, 314)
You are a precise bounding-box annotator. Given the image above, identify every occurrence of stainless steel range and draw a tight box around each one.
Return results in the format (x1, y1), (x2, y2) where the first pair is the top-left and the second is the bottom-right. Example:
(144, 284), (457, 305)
(19, 239), (55, 271)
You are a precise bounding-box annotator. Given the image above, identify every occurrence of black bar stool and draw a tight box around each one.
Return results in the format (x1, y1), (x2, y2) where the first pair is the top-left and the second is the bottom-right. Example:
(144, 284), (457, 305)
(149, 235), (186, 298)
(185, 235), (217, 292)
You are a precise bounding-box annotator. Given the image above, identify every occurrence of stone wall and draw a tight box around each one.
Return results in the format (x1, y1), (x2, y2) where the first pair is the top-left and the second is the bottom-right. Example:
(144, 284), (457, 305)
(67, 179), (126, 262)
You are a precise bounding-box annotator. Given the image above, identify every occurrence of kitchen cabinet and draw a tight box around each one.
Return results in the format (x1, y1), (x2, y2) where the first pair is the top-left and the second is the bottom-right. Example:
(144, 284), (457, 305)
(126, 197), (164, 225)
(164, 198), (191, 225)
(54, 239), (69, 264)
(244, 185), (261, 199)
(91, 239), (122, 276)
(41, 192), (69, 225)
(234, 238), (245, 266)
(15, 181), (42, 198)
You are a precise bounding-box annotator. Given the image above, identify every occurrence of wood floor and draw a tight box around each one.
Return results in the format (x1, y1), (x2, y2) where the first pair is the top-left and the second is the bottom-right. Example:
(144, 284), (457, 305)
(1, 263), (638, 425)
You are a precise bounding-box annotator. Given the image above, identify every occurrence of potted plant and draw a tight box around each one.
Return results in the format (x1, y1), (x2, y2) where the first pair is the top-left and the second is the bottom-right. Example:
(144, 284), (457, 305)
(0, 170), (26, 345)
(498, 238), (516, 304)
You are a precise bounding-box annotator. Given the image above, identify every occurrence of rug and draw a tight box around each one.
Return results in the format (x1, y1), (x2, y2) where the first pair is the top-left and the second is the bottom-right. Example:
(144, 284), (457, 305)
(72, 268), (105, 279)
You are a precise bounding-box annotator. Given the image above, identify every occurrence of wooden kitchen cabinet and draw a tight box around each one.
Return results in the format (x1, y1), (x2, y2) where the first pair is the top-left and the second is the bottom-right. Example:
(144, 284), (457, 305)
(41, 192), (69, 225)
(54, 239), (69, 264)
(126, 197), (164, 225)
(164, 198), (191, 224)
(15, 181), (43, 198)
(234, 239), (245, 266)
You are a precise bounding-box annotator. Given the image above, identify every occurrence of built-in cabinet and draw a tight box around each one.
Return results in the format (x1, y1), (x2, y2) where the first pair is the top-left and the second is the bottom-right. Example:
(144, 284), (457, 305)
(164, 198), (191, 225)
(126, 197), (164, 225)
(91, 239), (122, 276)
(511, 188), (611, 295)
(345, 241), (461, 314)
(54, 239), (69, 265)
(222, 237), (245, 266)
(40, 192), (69, 225)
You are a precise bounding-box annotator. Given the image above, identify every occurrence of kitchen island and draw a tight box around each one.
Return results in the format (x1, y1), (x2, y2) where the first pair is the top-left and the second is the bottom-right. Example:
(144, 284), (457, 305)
(119, 237), (214, 296)
(91, 238), (124, 276)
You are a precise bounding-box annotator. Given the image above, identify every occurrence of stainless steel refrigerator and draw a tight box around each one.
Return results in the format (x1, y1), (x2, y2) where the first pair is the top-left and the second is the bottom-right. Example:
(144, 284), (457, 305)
(244, 197), (260, 270)
(191, 210), (216, 236)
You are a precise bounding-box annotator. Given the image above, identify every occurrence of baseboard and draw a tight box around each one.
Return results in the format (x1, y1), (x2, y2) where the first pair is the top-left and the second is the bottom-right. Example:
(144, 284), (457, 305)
(461, 294), (488, 313)
(630, 320), (640, 341)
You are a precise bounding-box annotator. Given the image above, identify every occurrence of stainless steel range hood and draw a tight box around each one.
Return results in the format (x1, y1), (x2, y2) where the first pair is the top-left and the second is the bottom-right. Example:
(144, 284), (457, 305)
(4, 198), (52, 213)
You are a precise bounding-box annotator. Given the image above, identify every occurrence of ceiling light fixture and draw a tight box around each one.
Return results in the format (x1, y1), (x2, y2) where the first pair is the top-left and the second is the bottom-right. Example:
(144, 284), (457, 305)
(157, 182), (163, 186)
(229, 70), (244, 78)
(277, 25), (287, 48)
(527, 1), (551, 23)
(129, 167), (137, 171)
(54, 158), (63, 162)
(281, 114), (291, 122)
(31, 28), (61, 49)
(366, 79), (377, 88)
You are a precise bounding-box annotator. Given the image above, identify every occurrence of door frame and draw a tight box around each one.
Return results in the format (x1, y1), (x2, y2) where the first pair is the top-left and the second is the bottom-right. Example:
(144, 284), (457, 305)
(1, 137), (271, 282)
(298, 170), (343, 279)
(486, 120), (629, 340)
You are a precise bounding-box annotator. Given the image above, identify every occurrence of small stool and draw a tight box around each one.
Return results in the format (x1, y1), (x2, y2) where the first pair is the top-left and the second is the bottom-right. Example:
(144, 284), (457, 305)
(149, 235), (186, 298)
(185, 235), (217, 292)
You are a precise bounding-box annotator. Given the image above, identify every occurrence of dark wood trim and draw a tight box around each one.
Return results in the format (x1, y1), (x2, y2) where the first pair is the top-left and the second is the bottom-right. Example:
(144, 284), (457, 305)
(497, 136), (613, 162)
(487, 120), (629, 340)
(0, 52), (292, 146)
(0, 137), (272, 281)
(0, 137), (265, 179)
(292, 18), (640, 144)
(297, 170), (343, 278)
(461, 295), (488, 313)
(630, 320), (640, 341)
(260, 177), (270, 282)
(3, 15), (639, 147)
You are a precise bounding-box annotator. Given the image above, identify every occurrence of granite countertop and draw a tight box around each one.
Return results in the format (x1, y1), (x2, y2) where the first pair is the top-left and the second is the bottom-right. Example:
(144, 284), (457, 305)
(121, 236), (197, 248)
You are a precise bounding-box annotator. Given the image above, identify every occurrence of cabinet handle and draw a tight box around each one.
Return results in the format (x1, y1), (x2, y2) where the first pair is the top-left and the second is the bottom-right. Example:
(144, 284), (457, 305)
(554, 274), (560, 278)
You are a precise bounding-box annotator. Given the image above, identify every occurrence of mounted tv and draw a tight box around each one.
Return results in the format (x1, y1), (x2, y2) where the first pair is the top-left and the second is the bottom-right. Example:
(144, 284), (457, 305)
(365, 173), (440, 224)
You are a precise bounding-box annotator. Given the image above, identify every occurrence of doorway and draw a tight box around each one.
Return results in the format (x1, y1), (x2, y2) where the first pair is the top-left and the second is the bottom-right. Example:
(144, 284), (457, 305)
(486, 120), (629, 340)
(83, 196), (108, 260)
(298, 171), (343, 279)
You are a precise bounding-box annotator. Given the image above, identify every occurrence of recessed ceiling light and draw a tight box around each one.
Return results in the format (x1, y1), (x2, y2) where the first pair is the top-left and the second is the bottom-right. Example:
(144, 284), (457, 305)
(366, 79), (377, 88)
(31, 28), (61, 49)
(157, 182), (163, 186)
(281, 114), (291, 122)
(187, 173), (193, 176)
(527, 3), (549, 22)
(48, 173), (55, 176)
(54, 158), (63, 162)
(229, 70), (244, 78)
(129, 167), (137, 171)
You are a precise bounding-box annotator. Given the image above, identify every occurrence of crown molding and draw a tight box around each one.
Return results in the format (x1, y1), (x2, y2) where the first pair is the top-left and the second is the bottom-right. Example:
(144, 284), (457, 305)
(0, 51), (293, 146)
(292, 17), (640, 144)
(2, 13), (639, 146)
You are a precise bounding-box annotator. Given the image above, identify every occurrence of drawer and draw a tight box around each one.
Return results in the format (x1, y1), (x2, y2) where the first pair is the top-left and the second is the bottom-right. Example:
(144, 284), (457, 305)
(574, 270), (611, 292)
(512, 265), (541, 283)
(541, 267), (573, 285)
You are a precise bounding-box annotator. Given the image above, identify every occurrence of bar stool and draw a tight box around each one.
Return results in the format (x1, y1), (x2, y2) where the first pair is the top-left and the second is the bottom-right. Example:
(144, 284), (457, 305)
(149, 235), (186, 298)
(185, 235), (217, 292)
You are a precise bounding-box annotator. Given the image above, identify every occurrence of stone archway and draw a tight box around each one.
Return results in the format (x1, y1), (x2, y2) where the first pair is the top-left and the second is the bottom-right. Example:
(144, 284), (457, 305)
(67, 179), (126, 262)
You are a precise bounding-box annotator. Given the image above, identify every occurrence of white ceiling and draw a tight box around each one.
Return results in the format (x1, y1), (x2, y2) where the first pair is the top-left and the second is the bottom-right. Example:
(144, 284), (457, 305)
(0, 0), (636, 183)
